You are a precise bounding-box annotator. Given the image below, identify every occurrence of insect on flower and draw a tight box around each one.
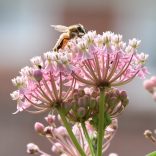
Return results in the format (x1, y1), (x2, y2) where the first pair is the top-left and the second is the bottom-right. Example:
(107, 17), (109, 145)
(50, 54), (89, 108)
(52, 24), (86, 51)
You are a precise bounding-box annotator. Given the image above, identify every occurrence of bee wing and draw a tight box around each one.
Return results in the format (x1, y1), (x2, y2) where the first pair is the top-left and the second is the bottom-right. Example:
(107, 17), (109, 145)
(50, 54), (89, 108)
(51, 25), (68, 33)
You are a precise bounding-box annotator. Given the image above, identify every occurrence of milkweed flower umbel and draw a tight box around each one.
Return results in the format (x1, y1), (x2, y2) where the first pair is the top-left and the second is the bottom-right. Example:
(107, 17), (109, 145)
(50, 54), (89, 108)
(66, 31), (148, 88)
(11, 51), (75, 114)
(29, 115), (118, 156)
(63, 31), (148, 156)
(10, 29), (149, 156)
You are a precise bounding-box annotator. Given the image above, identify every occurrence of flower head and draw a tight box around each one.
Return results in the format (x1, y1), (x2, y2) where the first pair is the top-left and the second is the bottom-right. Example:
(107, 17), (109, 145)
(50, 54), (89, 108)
(30, 115), (118, 156)
(66, 87), (128, 124)
(11, 51), (75, 114)
(66, 31), (148, 88)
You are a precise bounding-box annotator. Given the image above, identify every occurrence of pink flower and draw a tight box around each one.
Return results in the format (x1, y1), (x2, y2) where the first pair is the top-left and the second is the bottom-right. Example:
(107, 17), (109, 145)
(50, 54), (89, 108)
(11, 51), (75, 113)
(66, 31), (148, 88)
(144, 76), (156, 101)
(50, 118), (118, 156)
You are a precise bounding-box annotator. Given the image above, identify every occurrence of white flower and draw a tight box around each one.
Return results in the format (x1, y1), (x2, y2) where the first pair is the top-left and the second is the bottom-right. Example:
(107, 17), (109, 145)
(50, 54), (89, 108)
(77, 40), (88, 51)
(118, 41), (126, 49)
(102, 31), (114, 44)
(44, 51), (53, 62)
(137, 52), (149, 65)
(112, 34), (123, 44)
(129, 38), (141, 48)
(10, 90), (23, 100)
(20, 66), (33, 77)
(30, 56), (43, 68)
(83, 31), (96, 44)
(11, 76), (27, 88)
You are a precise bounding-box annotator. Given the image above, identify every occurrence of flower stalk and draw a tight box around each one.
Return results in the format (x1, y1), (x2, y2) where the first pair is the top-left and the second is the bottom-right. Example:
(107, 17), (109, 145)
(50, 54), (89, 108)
(81, 122), (95, 156)
(58, 109), (86, 156)
(97, 88), (105, 156)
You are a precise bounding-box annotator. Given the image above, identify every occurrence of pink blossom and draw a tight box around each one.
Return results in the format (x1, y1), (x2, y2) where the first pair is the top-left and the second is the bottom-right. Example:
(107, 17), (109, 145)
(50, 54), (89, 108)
(34, 122), (45, 135)
(65, 31), (148, 88)
(144, 76), (156, 93)
(11, 51), (75, 113)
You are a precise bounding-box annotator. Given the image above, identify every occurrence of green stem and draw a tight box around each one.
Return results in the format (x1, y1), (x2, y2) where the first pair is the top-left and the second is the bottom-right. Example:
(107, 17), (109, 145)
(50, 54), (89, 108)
(58, 109), (86, 156)
(96, 88), (105, 156)
(81, 122), (95, 156)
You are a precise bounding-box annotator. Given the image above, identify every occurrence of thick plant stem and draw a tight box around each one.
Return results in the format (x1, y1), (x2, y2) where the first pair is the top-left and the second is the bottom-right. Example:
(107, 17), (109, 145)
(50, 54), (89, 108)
(96, 88), (105, 156)
(81, 122), (95, 156)
(58, 109), (86, 156)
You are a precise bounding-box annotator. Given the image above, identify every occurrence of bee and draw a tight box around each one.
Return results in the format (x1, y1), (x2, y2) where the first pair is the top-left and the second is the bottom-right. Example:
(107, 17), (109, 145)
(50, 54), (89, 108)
(51, 24), (86, 51)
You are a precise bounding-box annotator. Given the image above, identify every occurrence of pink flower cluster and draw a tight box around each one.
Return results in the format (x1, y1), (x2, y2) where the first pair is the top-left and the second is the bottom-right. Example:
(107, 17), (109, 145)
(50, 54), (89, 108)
(27, 115), (118, 156)
(10, 52), (75, 113)
(67, 31), (148, 87)
(10, 30), (148, 156)
(10, 31), (148, 114)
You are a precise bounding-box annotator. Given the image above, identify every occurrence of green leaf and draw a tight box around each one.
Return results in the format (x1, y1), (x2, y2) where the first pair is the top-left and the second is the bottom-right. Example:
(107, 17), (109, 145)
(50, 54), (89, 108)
(146, 151), (156, 156)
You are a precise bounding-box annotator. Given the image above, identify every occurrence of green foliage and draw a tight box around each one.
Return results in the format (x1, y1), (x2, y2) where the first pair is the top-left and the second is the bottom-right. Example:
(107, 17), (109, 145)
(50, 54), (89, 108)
(90, 112), (112, 130)
(146, 151), (156, 156)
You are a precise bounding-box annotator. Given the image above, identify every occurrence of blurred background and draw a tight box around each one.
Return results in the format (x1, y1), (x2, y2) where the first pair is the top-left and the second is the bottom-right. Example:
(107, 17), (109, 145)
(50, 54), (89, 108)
(1, 0), (156, 155)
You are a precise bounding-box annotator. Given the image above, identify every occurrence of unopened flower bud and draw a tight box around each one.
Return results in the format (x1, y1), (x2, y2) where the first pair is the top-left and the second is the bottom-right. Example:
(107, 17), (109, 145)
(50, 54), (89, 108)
(83, 94), (90, 105)
(120, 90), (127, 99)
(78, 89), (85, 97)
(114, 89), (120, 96)
(90, 97), (97, 108)
(71, 100), (77, 110)
(54, 126), (67, 137)
(34, 122), (45, 135)
(77, 107), (86, 118)
(150, 76), (156, 84)
(144, 130), (156, 143)
(91, 88), (99, 98)
(143, 79), (154, 92)
(45, 115), (56, 125)
(33, 69), (43, 82)
(27, 143), (40, 154)
(52, 143), (63, 154)
(78, 97), (85, 107)
(110, 97), (118, 105)
(73, 92), (78, 100)
(121, 98), (129, 107)
(64, 101), (73, 111)
(144, 129), (152, 138)
(144, 129), (156, 142)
